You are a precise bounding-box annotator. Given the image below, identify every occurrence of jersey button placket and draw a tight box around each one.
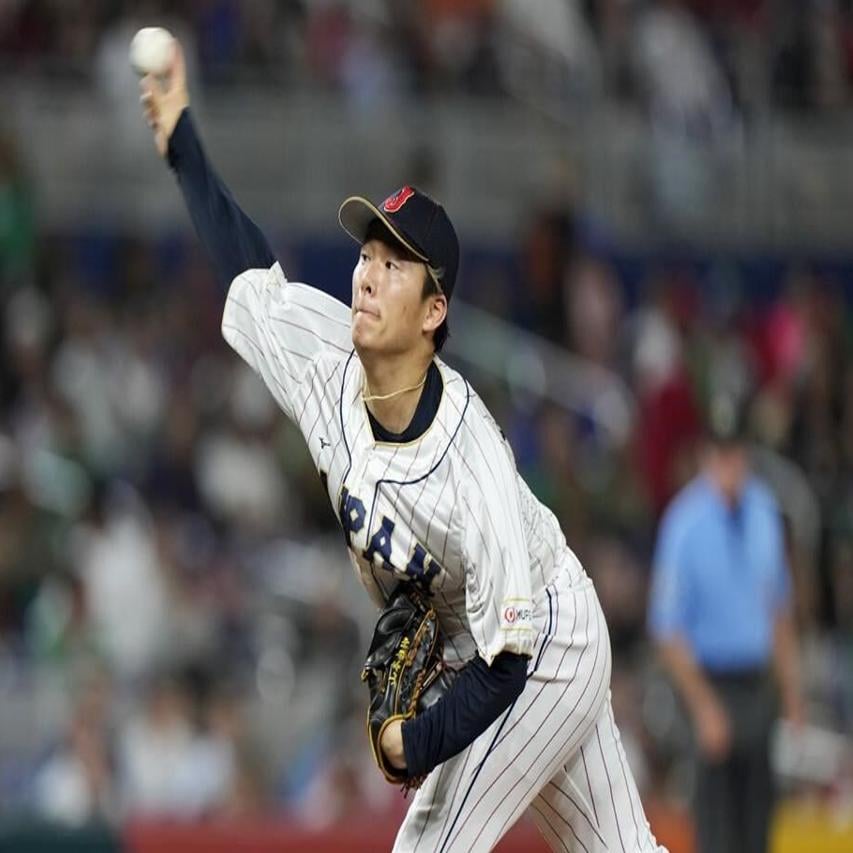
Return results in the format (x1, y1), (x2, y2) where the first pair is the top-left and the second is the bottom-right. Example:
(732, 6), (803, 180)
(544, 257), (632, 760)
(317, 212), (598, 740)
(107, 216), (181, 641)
(363, 453), (384, 539)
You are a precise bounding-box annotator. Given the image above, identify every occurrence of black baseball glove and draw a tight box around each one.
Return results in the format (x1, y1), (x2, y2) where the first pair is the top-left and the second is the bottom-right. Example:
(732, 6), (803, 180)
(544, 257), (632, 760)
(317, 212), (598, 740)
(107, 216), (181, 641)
(361, 584), (455, 790)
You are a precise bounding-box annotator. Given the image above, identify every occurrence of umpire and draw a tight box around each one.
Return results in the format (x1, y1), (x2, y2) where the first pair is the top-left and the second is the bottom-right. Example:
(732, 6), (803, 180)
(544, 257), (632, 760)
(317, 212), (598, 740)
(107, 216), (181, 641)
(648, 395), (804, 853)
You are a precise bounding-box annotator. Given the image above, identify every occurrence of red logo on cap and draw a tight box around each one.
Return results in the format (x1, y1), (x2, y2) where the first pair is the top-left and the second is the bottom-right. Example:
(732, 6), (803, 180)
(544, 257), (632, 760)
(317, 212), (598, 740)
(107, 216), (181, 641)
(382, 186), (415, 214)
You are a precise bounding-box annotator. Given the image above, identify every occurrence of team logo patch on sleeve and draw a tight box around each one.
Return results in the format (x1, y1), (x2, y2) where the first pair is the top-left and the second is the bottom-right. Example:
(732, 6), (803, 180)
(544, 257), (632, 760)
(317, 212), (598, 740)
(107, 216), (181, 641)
(501, 600), (533, 631)
(383, 186), (415, 213)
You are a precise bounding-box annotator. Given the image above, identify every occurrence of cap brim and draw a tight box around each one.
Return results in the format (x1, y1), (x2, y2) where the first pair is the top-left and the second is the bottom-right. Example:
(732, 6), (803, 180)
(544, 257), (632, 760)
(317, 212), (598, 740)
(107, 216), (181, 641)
(337, 196), (429, 263)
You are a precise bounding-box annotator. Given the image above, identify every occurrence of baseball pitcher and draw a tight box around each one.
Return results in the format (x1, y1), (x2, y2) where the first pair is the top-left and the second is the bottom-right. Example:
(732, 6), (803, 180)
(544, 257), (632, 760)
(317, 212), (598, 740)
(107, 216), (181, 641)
(139, 40), (668, 853)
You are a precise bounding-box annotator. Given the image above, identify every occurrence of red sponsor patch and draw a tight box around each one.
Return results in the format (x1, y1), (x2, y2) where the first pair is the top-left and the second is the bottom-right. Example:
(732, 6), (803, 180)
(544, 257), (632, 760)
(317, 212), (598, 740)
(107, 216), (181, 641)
(382, 186), (415, 213)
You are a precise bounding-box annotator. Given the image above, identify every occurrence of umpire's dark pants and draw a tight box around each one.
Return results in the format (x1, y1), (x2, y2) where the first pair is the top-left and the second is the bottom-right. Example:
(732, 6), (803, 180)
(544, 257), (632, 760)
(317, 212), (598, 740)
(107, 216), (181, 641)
(694, 670), (777, 853)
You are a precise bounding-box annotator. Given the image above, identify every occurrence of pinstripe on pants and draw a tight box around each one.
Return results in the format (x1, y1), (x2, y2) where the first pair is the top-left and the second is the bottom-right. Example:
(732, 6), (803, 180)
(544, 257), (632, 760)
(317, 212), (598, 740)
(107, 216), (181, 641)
(393, 576), (668, 853)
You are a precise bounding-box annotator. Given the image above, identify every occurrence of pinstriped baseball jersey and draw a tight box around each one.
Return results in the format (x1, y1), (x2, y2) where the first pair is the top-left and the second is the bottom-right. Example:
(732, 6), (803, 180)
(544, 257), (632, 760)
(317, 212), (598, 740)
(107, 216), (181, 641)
(222, 262), (667, 852)
(221, 262), (585, 667)
(166, 104), (665, 851)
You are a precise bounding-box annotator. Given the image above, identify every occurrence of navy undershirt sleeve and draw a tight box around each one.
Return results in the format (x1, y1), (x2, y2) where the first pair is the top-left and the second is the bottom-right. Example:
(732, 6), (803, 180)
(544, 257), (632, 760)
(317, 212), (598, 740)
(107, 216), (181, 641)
(167, 108), (276, 286)
(401, 651), (528, 779)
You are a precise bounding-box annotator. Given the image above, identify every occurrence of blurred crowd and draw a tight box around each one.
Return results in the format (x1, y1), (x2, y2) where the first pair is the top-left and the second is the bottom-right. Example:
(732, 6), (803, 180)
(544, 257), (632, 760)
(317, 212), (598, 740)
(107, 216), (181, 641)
(2, 0), (853, 114)
(1, 104), (852, 829)
(0, 0), (852, 837)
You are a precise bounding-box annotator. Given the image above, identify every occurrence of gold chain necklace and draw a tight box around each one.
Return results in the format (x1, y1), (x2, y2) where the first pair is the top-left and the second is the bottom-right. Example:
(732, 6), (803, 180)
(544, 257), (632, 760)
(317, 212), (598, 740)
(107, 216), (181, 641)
(362, 372), (428, 403)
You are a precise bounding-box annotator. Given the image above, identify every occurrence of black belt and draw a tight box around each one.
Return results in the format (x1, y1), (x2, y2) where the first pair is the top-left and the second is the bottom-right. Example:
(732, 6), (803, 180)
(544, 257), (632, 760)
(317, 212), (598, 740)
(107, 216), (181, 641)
(702, 666), (768, 687)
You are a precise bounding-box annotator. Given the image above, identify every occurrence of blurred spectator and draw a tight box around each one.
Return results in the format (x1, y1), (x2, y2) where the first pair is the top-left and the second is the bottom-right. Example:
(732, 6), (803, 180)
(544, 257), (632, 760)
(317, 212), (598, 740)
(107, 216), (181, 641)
(72, 485), (173, 681)
(0, 130), (35, 289)
(118, 673), (200, 817)
(827, 535), (853, 728)
(115, 667), (258, 820)
(305, 3), (405, 107)
(633, 0), (735, 128)
(0, 478), (64, 643)
(811, 0), (849, 109)
(769, 0), (847, 110)
(195, 363), (295, 535)
(633, 0), (737, 229)
(414, 0), (500, 95)
(516, 207), (576, 343)
(142, 389), (203, 513)
(25, 569), (95, 670)
(518, 403), (590, 546)
(565, 254), (624, 366)
(648, 394), (804, 853)
(629, 276), (703, 515)
(50, 292), (127, 475)
(339, 8), (408, 109)
(771, 2), (812, 109)
(583, 0), (636, 100)
(199, 681), (269, 818)
(238, 0), (304, 85)
(32, 667), (116, 826)
(589, 533), (649, 658)
(688, 0), (771, 113)
(495, 0), (603, 108)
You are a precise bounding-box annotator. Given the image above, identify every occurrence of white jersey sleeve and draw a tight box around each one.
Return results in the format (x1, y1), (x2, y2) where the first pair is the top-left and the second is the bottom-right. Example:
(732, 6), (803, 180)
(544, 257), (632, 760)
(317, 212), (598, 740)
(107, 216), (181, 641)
(220, 262), (353, 421)
(459, 416), (535, 665)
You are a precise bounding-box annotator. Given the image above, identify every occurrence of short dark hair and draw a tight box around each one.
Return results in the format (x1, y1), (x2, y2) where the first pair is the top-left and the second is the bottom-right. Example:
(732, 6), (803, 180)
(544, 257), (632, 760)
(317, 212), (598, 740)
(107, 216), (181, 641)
(422, 272), (449, 353)
(363, 218), (449, 353)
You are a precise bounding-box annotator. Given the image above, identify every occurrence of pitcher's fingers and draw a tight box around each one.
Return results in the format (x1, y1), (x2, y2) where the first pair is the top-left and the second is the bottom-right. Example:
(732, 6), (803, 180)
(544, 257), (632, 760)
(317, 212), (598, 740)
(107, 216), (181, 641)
(139, 75), (159, 101)
(140, 93), (159, 120)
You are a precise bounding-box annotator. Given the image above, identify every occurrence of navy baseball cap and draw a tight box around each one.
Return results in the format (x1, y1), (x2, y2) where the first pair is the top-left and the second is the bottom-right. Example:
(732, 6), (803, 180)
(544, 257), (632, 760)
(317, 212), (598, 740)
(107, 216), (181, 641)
(338, 186), (459, 300)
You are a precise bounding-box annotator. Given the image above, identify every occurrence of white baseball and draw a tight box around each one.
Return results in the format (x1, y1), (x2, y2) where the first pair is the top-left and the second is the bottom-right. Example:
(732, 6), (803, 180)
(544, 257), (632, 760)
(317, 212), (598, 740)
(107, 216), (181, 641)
(129, 27), (175, 77)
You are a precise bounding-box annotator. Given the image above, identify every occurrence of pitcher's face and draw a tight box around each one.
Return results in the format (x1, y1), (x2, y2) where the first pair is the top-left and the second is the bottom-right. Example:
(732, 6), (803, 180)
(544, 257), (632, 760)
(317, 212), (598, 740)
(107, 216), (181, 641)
(351, 239), (441, 357)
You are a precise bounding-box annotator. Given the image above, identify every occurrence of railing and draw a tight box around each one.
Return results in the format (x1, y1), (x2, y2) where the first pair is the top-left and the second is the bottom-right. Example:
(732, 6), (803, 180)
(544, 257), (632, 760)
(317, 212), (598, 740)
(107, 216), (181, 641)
(3, 80), (853, 249)
(446, 302), (635, 446)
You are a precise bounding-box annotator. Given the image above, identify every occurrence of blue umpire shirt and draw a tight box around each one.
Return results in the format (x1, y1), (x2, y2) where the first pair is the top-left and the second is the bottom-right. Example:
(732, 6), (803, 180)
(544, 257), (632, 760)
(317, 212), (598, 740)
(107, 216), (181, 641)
(648, 474), (791, 673)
